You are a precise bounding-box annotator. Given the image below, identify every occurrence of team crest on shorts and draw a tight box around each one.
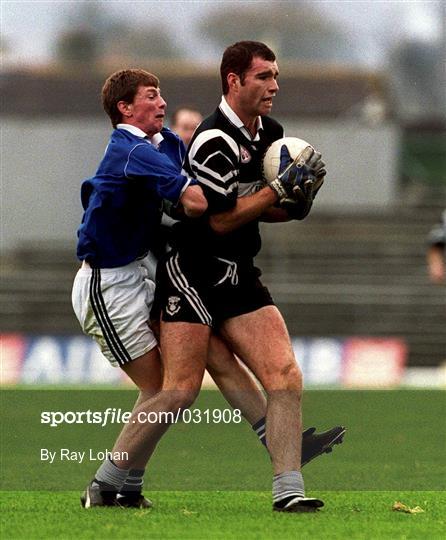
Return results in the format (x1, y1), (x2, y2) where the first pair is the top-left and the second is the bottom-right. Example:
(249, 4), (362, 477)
(240, 146), (251, 163)
(166, 295), (181, 315)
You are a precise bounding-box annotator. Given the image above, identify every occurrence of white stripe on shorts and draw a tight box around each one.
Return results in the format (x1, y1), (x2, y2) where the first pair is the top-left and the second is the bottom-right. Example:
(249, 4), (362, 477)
(166, 253), (212, 326)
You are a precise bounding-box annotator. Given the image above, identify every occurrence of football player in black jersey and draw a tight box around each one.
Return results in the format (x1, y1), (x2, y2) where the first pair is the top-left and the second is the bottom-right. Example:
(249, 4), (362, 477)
(156, 41), (332, 512)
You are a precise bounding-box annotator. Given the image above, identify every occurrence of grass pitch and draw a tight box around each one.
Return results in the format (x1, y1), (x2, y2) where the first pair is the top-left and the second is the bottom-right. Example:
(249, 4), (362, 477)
(1, 389), (445, 538)
(2, 491), (445, 539)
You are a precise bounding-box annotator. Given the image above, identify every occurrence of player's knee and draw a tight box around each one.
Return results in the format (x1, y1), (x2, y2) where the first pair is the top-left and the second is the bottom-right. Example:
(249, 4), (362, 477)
(262, 361), (303, 392)
(163, 379), (202, 410)
(169, 389), (199, 412)
(286, 363), (303, 392)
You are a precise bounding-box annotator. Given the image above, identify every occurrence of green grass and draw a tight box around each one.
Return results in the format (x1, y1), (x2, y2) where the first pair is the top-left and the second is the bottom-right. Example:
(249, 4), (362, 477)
(2, 491), (445, 539)
(1, 389), (445, 538)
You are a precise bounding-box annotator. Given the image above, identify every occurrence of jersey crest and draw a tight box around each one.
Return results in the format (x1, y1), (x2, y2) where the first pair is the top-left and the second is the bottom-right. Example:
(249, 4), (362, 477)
(240, 145), (251, 164)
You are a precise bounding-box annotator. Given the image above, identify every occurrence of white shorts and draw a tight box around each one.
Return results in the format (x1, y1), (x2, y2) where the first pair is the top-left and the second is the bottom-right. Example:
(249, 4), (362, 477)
(71, 257), (158, 367)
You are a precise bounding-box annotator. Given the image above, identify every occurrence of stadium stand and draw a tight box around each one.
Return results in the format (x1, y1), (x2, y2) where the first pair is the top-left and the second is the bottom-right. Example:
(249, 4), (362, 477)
(1, 207), (445, 367)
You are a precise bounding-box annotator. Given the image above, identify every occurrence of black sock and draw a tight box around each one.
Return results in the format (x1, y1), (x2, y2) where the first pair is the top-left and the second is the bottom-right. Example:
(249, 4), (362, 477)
(252, 417), (267, 447)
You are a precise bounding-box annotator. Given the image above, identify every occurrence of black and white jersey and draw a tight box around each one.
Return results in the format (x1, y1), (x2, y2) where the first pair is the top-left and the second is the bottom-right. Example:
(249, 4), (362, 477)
(174, 97), (283, 259)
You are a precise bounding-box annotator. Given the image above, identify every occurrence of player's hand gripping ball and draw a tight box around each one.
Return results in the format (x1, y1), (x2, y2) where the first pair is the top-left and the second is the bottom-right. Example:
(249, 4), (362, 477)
(263, 137), (326, 220)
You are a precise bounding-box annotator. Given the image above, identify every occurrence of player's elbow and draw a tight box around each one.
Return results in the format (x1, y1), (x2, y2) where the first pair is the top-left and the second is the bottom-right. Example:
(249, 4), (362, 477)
(183, 199), (207, 218)
(181, 185), (208, 218)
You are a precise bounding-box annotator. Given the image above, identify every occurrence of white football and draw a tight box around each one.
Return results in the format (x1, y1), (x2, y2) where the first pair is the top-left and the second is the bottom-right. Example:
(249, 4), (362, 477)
(262, 136), (313, 182)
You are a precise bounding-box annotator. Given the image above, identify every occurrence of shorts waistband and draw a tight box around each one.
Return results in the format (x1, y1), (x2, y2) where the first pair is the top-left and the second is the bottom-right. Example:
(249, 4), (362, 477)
(79, 259), (144, 274)
(175, 249), (254, 266)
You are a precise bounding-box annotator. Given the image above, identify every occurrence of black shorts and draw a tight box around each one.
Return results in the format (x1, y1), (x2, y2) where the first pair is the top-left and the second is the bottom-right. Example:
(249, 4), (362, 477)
(152, 250), (274, 328)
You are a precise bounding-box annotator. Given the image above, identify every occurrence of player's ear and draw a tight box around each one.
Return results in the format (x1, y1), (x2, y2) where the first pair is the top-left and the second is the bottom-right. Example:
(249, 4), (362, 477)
(227, 73), (239, 92)
(117, 100), (132, 118)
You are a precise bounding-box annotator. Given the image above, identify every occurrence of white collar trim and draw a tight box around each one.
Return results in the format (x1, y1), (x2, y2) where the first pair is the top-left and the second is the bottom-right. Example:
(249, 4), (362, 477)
(151, 132), (164, 146)
(117, 124), (164, 146)
(219, 96), (263, 141)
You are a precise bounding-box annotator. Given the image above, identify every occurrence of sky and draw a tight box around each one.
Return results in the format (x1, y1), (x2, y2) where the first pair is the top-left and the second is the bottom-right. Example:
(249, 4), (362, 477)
(1, 0), (444, 67)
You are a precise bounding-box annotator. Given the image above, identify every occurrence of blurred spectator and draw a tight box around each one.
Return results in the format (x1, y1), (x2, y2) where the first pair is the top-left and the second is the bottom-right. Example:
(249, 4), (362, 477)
(170, 106), (203, 147)
(427, 210), (446, 284)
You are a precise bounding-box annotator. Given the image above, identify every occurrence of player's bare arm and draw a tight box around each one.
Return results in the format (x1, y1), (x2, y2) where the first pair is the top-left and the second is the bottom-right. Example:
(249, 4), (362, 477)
(209, 142), (324, 231)
(259, 206), (291, 223)
(209, 185), (278, 234)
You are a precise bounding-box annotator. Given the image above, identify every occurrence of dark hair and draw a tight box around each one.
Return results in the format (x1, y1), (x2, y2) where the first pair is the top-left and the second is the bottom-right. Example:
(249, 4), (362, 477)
(101, 69), (159, 127)
(170, 106), (202, 127)
(220, 41), (276, 94)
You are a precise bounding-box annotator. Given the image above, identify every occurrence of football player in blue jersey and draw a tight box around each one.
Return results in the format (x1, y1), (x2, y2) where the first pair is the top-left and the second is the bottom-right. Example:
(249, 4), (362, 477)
(72, 69), (208, 508)
(74, 67), (344, 510)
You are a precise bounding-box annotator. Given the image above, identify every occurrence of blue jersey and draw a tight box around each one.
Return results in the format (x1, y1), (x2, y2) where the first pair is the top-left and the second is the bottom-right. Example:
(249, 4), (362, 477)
(77, 127), (189, 268)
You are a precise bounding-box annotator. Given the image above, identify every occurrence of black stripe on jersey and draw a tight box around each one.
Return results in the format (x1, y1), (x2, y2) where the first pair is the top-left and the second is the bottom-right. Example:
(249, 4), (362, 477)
(193, 135), (238, 169)
(197, 150), (235, 178)
(89, 268), (132, 366)
(188, 133), (239, 198)
(190, 162), (238, 192)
